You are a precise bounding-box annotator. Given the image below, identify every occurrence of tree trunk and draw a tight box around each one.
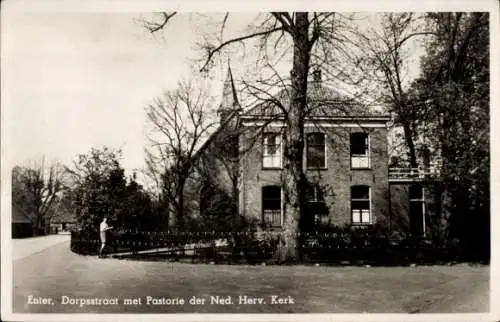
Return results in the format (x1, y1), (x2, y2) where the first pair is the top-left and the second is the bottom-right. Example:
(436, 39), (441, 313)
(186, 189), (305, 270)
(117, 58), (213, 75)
(439, 183), (453, 243)
(438, 101), (456, 244)
(176, 183), (185, 232)
(280, 13), (311, 263)
(32, 210), (42, 236)
(402, 122), (418, 168)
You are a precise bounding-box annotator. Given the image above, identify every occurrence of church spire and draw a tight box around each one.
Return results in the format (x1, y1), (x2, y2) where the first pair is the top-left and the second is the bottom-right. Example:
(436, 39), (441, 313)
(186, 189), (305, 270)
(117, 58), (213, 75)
(218, 60), (240, 122)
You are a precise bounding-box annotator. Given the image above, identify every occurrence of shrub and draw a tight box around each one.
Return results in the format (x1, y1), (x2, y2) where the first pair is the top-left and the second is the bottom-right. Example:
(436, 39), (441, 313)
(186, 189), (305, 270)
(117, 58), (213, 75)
(70, 224), (467, 265)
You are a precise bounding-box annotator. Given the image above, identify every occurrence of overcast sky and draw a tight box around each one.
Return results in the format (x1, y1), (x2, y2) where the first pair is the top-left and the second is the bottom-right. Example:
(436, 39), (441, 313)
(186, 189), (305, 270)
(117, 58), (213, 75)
(2, 2), (495, 184)
(2, 11), (262, 180)
(3, 13), (193, 173)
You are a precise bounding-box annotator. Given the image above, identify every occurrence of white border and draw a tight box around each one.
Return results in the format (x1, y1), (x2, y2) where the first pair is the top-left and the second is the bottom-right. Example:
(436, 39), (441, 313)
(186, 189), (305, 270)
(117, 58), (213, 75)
(1, 313), (495, 321)
(2, 1), (499, 322)
(0, 0), (495, 13)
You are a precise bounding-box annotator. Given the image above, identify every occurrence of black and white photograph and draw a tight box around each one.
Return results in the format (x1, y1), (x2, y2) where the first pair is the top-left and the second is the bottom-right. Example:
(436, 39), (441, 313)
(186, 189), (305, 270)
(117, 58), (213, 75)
(1, 1), (497, 321)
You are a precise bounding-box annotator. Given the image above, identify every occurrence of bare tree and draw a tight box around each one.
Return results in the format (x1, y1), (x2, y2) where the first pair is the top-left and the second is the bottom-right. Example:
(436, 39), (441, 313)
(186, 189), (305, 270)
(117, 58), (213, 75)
(144, 12), (366, 261)
(12, 159), (67, 235)
(145, 80), (217, 231)
(352, 13), (436, 168)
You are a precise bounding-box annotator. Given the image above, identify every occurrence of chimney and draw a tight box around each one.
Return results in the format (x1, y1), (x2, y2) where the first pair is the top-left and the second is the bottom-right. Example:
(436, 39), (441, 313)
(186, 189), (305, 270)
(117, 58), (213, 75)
(313, 69), (322, 83)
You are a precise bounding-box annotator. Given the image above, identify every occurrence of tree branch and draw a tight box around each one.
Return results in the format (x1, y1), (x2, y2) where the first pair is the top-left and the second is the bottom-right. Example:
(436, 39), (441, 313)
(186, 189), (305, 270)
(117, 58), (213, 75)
(199, 27), (285, 72)
(144, 12), (178, 33)
(272, 12), (292, 33)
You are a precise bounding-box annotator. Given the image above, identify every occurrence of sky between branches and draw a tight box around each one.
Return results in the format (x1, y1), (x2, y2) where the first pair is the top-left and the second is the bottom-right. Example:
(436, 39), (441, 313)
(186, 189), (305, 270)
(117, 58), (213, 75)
(1, 9), (478, 186)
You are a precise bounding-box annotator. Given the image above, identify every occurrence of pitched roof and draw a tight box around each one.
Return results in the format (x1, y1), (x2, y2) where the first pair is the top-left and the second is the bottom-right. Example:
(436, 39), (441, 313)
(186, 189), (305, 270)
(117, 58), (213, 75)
(243, 82), (387, 119)
(190, 109), (240, 163)
(12, 204), (33, 224)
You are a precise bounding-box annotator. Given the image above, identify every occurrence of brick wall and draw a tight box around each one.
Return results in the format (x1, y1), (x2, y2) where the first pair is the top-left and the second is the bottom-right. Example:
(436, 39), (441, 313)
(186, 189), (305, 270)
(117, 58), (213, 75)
(188, 117), (441, 235)
(239, 123), (390, 229)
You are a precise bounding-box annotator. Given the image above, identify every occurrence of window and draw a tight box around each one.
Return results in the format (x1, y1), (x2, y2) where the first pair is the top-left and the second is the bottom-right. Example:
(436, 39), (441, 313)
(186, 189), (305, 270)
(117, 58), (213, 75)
(351, 185), (371, 224)
(306, 184), (329, 227)
(262, 186), (282, 227)
(199, 183), (213, 213)
(306, 183), (324, 203)
(350, 132), (370, 168)
(409, 185), (425, 236)
(262, 133), (282, 168)
(307, 133), (326, 169)
(314, 214), (330, 226)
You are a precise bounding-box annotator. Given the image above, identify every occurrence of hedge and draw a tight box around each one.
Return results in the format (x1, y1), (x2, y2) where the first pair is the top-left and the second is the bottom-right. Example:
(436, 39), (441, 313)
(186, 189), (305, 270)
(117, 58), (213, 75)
(70, 227), (475, 266)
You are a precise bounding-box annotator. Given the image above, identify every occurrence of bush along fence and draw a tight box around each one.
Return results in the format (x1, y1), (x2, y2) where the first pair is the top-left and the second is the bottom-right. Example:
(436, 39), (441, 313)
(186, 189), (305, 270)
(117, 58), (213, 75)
(70, 226), (481, 266)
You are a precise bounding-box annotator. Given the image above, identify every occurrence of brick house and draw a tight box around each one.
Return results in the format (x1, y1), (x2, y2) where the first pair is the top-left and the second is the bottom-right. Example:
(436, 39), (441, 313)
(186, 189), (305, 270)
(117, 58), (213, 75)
(190, 67), (436, 236)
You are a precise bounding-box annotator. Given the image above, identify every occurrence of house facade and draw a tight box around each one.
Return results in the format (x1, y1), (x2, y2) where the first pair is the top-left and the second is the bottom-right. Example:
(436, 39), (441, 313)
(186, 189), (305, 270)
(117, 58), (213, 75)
(238, 113), (391, 231)
(191, 67), (436, 236)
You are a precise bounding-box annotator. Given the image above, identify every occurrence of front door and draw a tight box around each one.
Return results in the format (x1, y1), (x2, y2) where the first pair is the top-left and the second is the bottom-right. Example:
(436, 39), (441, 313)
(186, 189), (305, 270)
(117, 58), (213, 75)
(409, 185), (425, 236)
(409, 201), (424, 236)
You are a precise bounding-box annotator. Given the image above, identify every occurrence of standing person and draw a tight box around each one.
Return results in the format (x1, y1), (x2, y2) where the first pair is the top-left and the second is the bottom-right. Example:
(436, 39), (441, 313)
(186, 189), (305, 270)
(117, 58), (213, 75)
(99, 217), (113, 258)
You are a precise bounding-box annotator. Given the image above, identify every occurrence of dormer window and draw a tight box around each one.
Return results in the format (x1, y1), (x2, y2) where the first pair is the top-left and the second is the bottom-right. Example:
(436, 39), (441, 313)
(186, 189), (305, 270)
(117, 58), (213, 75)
(350, 132), (370, 169)
(307, 133), (326, 169)
(262, 133), (282, 168)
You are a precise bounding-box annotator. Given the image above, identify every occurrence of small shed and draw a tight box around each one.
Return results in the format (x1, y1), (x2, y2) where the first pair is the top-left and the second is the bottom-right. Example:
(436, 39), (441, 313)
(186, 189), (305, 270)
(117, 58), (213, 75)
(12, 204), (33, 238)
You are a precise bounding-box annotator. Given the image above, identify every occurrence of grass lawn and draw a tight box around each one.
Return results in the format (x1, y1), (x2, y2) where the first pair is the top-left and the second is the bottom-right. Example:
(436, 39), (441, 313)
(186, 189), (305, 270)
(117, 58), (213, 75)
(13, 242), (489, 314)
